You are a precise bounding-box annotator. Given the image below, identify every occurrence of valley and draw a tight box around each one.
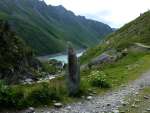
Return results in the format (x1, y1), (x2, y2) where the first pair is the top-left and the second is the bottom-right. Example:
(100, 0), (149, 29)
(0, 0), (150, 113)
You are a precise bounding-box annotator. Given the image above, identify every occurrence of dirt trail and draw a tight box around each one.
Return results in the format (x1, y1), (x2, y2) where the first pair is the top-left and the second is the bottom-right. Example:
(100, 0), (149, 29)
(35, 70), (150, 113)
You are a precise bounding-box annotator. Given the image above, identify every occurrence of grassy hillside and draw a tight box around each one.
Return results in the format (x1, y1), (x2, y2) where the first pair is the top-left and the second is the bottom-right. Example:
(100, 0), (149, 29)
(80, 11), (150, 64)
(0, 0), (113, 55)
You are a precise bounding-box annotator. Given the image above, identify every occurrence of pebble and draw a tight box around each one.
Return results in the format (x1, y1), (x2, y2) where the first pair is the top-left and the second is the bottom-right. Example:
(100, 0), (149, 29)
(121, 101), (127, 106)
(107, 103), (111, 106)
(135, 92), (139, 95)
(131, 104), (138, 108)
(54, 102), (63, 108)
(135, 99), (141, 102)
(66, 106), (71, 110)
(144, 96), (149, 99)
(146, 108), (150, 111)
(86, 96), (93, 100)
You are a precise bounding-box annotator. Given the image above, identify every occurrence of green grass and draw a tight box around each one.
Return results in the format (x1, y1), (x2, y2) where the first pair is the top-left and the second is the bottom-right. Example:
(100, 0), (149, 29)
(80, 11), (150, 64)
(81, 52), (150, 88)
(1, 52), (150, 110)
(119, 87), (150, 113)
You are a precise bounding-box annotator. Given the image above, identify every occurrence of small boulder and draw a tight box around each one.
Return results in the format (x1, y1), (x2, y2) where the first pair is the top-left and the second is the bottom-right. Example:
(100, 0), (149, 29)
(146, 108), (150, 112)
(135, 92), (139, 95)
(66, 106), (71, 110)
(54, 102), (63, 108)
(135, 99), (141, 102)
(107, 103), (111, 106)
(121, 102), (128, 106)
(144, 96), (149, 99)
(86, 96), (93, 100)
(131, 104), (138, 108)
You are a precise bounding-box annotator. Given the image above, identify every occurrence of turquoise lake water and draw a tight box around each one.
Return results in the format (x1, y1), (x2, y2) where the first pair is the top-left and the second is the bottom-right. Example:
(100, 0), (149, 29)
(49, 51), (84, 64)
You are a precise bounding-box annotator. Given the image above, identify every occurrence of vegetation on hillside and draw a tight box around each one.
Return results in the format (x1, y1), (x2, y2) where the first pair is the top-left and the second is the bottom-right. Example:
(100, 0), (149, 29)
(0, 0), (113, 55)
(0, 21), (41, 84)
(80, 11), (150, 64)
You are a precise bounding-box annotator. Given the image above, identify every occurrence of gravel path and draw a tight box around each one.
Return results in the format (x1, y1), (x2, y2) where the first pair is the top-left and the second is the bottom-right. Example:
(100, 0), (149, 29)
(35, 70), (150, 113)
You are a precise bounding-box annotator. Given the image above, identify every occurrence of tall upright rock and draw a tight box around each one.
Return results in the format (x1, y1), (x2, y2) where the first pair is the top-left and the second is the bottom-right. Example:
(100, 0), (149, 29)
(66, 43), (80, 96)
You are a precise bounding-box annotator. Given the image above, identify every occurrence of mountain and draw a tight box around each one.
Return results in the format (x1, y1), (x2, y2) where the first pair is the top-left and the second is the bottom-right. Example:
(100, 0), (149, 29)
(0, 0), (113, 55)
(80, 11), (150, 64)
(0, 21), (41, 84)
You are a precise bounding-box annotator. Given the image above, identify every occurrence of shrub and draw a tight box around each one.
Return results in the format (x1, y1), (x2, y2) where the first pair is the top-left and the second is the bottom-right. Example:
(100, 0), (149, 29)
(0, 81), (12, 108)
(88, 71), (111, 88)
(0, 81), (26, 109)
(28, 82), (61, 106)
(42, 62), (58, 74)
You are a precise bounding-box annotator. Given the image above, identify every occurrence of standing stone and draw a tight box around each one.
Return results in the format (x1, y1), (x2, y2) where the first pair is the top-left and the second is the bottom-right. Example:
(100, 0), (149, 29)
(66, 42), (80, 96)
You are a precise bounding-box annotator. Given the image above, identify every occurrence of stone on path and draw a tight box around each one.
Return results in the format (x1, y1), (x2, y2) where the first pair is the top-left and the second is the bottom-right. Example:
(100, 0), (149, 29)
(131, 104), (138, 108)
(146, 108), (150, 112)
(144, 95), (149, 99)
(86, 96), (93, 100)
(54, 102), (63, 108)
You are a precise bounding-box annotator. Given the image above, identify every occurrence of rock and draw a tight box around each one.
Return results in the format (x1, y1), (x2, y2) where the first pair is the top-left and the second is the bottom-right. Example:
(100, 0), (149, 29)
(66, 106), (71, 110)
(144, 96), (149, 99)
(131, 104), (138, 108)
(135, 99), (141, 102)
(107, 103), (111, 106)
(86, 96), (93, 100)
(121, 102), (127, 106)
(146, 108), (150, 111)
(54, 102), (63, 108)
(26, 107), (35, 113)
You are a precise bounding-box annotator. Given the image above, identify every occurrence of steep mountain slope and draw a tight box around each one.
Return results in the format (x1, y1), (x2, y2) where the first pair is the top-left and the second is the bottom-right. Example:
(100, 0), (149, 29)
(0, 21), (41, 84)
(0, 0), (113, 55)
(81, 11), (150, 64)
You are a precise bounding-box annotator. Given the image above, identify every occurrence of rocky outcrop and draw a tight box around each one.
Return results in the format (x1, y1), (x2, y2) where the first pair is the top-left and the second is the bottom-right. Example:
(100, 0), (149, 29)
(88, 49), (123, 69)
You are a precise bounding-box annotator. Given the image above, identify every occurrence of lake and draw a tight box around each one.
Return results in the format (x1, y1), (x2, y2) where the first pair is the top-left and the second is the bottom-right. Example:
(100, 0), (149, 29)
(49, 50), (84, 64)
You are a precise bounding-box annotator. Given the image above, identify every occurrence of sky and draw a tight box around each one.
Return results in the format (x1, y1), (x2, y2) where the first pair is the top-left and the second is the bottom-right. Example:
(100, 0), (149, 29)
(44, 0), (150, 28)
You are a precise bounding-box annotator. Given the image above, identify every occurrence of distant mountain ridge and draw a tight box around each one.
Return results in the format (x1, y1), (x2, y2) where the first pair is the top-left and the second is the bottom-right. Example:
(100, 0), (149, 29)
(0, 0), (113, 55)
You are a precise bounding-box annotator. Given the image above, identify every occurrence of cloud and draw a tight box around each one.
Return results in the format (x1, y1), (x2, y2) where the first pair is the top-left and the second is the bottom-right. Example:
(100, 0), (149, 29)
(44, 0), (150, 28)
